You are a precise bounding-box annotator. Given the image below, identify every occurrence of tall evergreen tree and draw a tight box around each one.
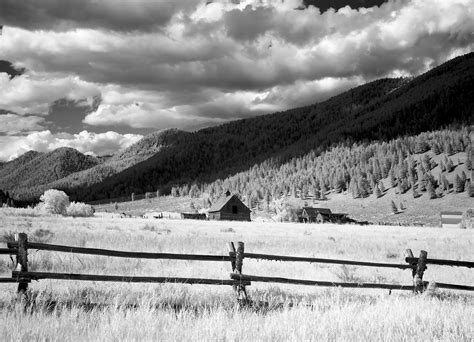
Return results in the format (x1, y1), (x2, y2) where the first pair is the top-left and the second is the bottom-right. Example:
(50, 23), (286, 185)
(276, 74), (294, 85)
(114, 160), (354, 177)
(427, 181), (437, 199)
(454, 174), (464, 192)
(375, 184), (382, 198)
(391, 200), (398, 214)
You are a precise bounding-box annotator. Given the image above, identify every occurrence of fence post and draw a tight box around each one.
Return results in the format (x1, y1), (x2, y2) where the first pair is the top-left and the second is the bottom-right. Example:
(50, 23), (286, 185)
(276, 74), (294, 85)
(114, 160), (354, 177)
(414, 250), (427, 294)
(15, 233), (28, 294)
(235, 241), (249, 303)
(404, 249), (417, 293)
(227, 242), (237, 292)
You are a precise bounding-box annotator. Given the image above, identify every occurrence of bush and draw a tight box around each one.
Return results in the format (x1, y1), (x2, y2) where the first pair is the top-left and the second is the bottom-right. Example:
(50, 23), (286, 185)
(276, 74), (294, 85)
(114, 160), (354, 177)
(39, 189), (70, 215)
(66, 202), (94, 217)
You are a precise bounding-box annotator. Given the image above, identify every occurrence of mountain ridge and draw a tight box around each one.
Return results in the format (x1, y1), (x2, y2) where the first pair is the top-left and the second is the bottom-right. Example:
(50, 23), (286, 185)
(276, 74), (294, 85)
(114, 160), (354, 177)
(74, 52), (473, 202)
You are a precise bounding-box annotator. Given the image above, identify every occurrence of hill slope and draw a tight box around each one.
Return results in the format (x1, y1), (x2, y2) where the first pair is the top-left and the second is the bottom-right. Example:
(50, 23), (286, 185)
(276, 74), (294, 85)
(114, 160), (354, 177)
(75, 52), (474, 202)
(8, 129), (189, 201)
(0, 148), (98, 191)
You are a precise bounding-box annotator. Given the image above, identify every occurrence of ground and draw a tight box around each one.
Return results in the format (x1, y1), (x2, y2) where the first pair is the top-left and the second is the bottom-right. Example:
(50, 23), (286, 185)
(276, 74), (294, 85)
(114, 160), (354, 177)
(0, 210), (473, 340)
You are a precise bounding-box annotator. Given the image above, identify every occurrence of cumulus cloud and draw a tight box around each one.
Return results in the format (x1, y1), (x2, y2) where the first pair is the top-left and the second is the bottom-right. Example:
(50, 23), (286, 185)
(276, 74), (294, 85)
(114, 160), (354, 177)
(0, 130), (142, 161)
(0, 72), (100, 115)
(0, 0), (201, 32)
(0, 114), (46, 134)
(0, 0), (472, 160)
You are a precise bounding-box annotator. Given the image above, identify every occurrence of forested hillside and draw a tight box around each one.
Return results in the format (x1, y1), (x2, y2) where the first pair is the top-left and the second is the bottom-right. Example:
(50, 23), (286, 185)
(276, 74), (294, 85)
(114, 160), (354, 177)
(74, 52), (474, 202)
(8, 129), (188, 201)
(0, 148), (98, 191)
(171, 128), (472, 207)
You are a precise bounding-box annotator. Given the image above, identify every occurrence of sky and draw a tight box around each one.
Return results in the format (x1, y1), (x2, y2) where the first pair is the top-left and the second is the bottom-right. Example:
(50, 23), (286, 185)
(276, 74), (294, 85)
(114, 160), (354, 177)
(0, 0), (472, 161)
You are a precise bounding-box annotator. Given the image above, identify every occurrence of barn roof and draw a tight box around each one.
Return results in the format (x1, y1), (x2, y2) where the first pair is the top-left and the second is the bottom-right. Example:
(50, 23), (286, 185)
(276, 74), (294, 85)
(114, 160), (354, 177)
(440, 211), (463, 216)
(302, 207), (332, 216)
(208, 194), (250, 213)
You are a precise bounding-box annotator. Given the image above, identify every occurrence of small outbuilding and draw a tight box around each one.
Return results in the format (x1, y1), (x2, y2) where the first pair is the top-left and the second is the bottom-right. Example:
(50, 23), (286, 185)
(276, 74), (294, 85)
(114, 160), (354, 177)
(299, 207), (350, 224)
(181, 213), (207, 220)
(440, 211), (463, 228)
(208, 191), (251, 221)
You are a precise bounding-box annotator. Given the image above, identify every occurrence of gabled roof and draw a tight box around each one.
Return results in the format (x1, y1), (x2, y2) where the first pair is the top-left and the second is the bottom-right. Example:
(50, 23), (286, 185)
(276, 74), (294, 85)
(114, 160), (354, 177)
(208, 194), (250, 213)
(302, 207), (332, 216)
(440, 211), (463, 216)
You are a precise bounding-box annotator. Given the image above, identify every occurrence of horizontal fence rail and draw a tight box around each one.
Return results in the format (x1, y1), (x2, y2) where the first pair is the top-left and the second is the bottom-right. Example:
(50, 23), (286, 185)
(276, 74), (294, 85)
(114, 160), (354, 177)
(0, 248), (17, 255)
(2, 235), (474, 304)
(405, 257), (474, 268)
(230, 273), (474, 291)
(230, 273), (416, 291)
(12, 271), (250, 286)
(8, 241), (231, 262)
(231, 252), (413, 269)
(0, 278), (26, 283)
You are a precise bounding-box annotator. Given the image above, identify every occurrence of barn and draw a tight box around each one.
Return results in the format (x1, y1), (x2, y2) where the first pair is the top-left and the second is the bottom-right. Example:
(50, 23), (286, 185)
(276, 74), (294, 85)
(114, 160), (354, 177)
(440, 211), (463, 228)
(299, 207), (350, 224)
(208, 191), (251, 221)
(300, 207), (332, 223)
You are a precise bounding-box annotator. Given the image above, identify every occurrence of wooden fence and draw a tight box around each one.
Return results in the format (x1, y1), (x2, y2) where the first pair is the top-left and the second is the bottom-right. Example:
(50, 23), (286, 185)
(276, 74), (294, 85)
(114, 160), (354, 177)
(1, 233), (473, 302)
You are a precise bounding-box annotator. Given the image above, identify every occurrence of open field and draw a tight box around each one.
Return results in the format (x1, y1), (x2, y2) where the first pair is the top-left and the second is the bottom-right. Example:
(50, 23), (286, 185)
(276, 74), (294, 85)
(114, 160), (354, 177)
(0, 210), (473, 340)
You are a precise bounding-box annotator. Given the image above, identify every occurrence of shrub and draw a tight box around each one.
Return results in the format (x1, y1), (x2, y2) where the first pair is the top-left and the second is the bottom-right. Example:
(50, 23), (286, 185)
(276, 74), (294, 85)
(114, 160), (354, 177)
(39, 189), (70, 215)
(66, 202), (94, 217)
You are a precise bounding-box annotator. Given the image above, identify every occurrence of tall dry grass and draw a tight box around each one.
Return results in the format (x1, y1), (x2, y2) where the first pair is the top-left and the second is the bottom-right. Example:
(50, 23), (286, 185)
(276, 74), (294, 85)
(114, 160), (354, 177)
(0, 211), (472, 341)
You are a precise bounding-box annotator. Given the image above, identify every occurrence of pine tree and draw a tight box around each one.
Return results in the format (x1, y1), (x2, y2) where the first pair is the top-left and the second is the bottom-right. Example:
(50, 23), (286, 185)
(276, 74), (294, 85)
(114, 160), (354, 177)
(427, 181), (437, 199)
(389, 169), (397, 188)
(379, 181), (385, 193)
(468, 182), (474, 197)
(391, 200), (398, 214)
(358, 178), (370, 198)
(351, 180), (360, 199)
(412, 186), (419, 198)
(431, 142), (441, 155)
(313, 187), (320, 200)
(454, 175), (464, 192)
(418, 175), (427, 192)
(439, 159), (446, 172)
(446, 158), (454, 172)
(375, 184), (382, 198)
(400, 202), (406, 210)
(320, 185), (327, 200)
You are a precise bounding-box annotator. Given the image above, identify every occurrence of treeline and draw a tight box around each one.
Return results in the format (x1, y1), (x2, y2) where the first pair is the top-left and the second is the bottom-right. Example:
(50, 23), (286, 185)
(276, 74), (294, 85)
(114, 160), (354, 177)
(72, 53), (474, 202)
(169, 128), (473, 207)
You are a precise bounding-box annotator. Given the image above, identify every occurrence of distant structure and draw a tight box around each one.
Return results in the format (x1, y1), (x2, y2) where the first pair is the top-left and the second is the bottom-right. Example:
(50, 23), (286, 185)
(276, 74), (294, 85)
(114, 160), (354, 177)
(440, 211), (463, 228)
(208, 191), (251, 221)
(299, 207), (349, 224)
(180, 213), (206, 220)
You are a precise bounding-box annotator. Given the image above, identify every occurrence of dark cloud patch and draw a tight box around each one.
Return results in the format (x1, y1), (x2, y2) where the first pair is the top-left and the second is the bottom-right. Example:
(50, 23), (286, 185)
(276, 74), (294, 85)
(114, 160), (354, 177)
(47, 96), (101, 133)
(0, 60), (25, 79)
(303, 0), (388, 12)
(224, 5), (273, 41)
(0, 0), (200, 32)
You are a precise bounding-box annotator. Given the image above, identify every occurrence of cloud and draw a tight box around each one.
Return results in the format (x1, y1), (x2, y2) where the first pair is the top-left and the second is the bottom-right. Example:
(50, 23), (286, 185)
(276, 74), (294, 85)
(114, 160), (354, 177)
(0, 0), (472, 155)
(0, 72), (100, 115)
(0, 130), (142, 161)
(0, 114), (46, 134)
(0, 0), (201, 32)
(255, 76), (365, 109)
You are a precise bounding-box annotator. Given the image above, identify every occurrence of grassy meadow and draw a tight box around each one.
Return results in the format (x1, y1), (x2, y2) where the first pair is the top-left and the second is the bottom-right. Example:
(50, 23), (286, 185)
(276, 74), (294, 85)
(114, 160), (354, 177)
(0, 209), (473, 340)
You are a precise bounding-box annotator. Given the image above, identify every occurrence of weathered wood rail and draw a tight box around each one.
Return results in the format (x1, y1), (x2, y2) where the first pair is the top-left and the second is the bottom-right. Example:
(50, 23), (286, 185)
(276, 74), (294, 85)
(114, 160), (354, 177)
(1, 233), (473, 301)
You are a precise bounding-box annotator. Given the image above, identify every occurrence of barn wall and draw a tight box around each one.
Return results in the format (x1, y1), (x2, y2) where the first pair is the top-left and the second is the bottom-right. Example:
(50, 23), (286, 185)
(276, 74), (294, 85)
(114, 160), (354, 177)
(220, 212), (251, 221)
